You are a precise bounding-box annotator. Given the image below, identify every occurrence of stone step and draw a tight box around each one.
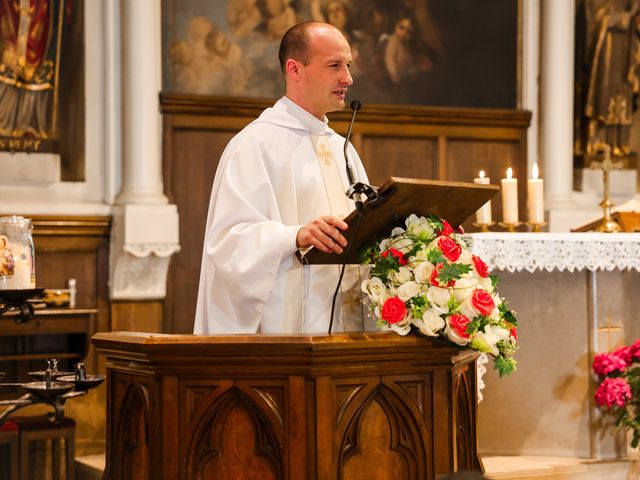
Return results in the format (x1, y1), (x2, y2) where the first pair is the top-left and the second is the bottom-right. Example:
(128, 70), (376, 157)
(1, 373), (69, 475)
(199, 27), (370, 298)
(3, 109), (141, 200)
(74, 454), (632, 479)
(483, 455), (631, 480)
(75, 454), (105, 480)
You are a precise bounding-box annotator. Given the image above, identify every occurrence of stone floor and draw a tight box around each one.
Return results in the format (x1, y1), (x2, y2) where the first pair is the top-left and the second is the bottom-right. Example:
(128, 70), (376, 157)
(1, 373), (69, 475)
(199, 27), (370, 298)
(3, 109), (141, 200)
(76, 454), (632, 479)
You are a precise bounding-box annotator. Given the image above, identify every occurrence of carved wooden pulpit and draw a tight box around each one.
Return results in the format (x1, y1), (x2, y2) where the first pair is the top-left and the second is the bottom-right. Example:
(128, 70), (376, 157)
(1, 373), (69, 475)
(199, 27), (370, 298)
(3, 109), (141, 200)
(93, 331), (482, 479)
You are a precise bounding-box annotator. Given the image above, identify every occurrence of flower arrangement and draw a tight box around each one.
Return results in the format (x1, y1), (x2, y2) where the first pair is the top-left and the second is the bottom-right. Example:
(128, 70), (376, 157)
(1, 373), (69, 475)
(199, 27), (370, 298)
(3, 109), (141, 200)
(593, 339), (640, 448)
(360, 214), (518, 377)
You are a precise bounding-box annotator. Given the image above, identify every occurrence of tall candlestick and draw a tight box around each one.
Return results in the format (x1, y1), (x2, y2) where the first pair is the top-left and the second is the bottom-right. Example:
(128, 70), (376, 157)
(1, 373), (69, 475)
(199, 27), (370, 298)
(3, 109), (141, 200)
(527, 163), (544, 224)
(473, 170), (492, 224)
(501, 167), (519, 224)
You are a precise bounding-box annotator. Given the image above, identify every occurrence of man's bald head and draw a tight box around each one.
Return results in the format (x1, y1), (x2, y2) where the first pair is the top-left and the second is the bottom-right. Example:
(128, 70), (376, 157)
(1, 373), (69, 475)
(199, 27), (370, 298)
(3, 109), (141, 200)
(278, 22), (343, 75)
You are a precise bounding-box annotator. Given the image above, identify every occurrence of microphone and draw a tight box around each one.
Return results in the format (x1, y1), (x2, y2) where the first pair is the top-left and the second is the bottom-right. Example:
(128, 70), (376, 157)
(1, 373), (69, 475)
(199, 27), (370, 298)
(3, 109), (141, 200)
(342, 100), (378, 213)
(343, 100), (361, 188)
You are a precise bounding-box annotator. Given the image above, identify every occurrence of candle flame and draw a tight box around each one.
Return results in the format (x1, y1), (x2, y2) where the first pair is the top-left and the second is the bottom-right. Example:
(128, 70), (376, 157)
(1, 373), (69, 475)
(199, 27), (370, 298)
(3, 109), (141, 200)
(479, 170), (485, 179)
(532, 163), (539, 180)
(506, 167), (513, 179)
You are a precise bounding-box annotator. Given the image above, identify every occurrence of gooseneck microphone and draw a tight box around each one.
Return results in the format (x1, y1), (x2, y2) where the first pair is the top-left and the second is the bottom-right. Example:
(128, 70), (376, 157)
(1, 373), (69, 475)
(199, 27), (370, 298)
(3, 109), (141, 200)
(343, 100), (361, 189)
(342, 100), (378, 213)
(328, 100), (379, 335)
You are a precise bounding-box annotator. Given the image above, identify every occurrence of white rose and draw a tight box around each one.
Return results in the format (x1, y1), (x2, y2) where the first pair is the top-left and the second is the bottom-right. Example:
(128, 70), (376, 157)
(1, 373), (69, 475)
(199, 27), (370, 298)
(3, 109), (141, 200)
(456, 249), (473, 265)
(414, 261), (435, 284)
(391, 266), (412, 284)
(397, 281), (420, 301)
(412, 309), (445, 336)
(361, 277), (386, 303)
(426, 286), (451, 313)
(389, 318), (412, 336)
(480, 277), (493, 292)
(406, 215), (435, 238)
(459, 297), (479, 320)
(391, 227), (406, 236)
(414, 248), (429, 262)
(452, 276), (478, 303)
(390, 236), (413, 254)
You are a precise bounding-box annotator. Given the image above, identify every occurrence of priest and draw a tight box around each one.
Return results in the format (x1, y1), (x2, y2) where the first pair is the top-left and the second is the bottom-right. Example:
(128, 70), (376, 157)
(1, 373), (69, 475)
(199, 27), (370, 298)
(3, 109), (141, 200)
(194, 22), (370, 334)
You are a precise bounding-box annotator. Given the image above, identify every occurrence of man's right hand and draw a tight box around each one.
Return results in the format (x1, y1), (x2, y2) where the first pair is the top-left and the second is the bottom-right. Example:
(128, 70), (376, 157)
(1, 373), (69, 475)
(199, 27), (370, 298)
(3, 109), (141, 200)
(296, 216), (348, 254)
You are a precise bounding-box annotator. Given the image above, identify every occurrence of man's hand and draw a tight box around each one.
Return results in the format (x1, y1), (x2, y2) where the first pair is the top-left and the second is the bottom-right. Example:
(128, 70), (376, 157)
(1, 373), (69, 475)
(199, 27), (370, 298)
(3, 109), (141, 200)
(296, 216), (348, 254)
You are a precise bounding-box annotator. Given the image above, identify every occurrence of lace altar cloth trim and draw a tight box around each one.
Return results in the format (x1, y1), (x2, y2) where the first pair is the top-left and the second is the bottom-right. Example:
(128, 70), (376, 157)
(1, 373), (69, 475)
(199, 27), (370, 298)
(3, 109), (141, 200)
(466, 232), (640, 273)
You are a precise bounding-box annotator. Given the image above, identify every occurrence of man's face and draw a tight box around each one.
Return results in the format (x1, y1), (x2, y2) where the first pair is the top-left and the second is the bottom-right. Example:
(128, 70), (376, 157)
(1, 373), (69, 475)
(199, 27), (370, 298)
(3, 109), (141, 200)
(295, 26), (353, 118)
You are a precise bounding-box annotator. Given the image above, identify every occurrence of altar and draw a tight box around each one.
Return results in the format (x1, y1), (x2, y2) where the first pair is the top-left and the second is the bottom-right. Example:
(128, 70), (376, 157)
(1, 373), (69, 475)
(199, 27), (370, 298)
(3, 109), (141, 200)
(468, 232), (640, 459)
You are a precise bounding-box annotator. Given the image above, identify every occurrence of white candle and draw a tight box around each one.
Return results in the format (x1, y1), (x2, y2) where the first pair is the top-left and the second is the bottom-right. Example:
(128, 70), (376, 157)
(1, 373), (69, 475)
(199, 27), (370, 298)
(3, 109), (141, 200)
(501, 167), (519, 224)
(473, 170), (492, 224)
(527, 163), (544, 224)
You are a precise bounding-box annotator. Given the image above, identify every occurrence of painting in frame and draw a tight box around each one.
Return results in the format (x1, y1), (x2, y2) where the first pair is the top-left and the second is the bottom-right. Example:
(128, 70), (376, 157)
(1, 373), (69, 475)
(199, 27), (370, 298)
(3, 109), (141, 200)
(161, 0), (518, 109)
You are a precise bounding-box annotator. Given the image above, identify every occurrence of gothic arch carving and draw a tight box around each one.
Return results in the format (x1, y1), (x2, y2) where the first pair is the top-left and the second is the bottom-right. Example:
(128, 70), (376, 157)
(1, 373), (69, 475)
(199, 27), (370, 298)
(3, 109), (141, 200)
(112, 382), (151, 480)
(185, 387), (282, 479)
(338, 383), (427, 479)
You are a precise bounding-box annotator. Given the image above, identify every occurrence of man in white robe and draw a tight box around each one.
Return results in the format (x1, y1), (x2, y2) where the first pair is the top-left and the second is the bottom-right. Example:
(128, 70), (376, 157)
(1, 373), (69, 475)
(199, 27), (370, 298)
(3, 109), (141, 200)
(194, 22), (371, 334)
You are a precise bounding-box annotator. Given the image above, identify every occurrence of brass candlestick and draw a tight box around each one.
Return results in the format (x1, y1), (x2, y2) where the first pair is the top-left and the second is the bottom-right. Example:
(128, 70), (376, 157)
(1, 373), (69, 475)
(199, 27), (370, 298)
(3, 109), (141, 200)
(498, 222), (522, 232)
(472, 221), (495, 232)
(590, 145), (622, 233)
(525, 222), (547, 233)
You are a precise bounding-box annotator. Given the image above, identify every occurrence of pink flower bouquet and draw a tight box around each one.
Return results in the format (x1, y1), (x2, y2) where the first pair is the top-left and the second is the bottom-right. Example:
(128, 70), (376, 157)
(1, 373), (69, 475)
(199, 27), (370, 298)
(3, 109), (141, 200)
(593, 339), (640, 447)
(360, 214), (518, 376)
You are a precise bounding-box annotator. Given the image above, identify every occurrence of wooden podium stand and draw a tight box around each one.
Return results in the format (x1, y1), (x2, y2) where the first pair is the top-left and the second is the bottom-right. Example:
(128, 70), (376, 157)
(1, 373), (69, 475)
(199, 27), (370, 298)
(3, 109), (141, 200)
(93, 331), (482, 480)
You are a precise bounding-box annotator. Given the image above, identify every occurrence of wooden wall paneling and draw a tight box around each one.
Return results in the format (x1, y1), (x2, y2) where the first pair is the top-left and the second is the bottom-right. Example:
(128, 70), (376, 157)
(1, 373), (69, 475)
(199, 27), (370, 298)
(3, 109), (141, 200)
(361, 136), (438, 186)
(447, 137), (527, 229)
(163, 112), (249, 333)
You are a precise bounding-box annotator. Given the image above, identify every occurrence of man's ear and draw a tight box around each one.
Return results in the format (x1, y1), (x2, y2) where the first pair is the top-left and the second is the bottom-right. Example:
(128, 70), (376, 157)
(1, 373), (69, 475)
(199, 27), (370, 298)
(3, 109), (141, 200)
(285, 59), (301, 80)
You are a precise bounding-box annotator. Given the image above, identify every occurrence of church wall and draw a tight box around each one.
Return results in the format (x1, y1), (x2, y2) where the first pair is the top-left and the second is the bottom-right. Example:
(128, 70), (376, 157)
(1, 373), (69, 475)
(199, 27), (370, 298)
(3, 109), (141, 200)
(479, 269), (640, 459)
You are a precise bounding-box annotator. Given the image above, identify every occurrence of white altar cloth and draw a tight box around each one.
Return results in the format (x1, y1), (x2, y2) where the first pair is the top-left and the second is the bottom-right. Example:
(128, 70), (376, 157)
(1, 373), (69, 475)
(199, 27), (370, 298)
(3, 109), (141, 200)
(466, 232), (640, 273)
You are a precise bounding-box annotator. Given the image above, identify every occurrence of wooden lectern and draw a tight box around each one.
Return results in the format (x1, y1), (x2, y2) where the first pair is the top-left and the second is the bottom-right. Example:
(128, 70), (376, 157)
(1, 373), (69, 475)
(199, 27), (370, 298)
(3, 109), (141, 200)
(93, 331), (481, 480)
(94, 178), (498, 479)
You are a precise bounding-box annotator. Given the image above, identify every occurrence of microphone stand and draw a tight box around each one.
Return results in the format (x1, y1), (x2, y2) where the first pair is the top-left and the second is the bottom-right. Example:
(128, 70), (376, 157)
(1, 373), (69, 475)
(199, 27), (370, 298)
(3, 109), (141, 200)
(328, 101), (378, 334)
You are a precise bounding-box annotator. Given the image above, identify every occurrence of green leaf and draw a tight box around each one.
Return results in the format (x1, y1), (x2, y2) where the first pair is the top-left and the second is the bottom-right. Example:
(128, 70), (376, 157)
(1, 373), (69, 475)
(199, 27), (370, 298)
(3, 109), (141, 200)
(490, 274), (500, 289)
(407, 295), (429, 318)
(494, 355), (517, 377)
(499, 302), (518, 326)
(427, 248), (445, 264)
(437, 262), (472, 285)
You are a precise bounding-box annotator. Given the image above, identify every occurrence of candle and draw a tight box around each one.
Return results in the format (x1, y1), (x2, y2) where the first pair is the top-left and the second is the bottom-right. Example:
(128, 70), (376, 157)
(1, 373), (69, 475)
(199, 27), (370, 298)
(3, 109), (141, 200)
(527, 163), (544, 224)
(501, 167), (519, 224)
(473, 170), (492, 224)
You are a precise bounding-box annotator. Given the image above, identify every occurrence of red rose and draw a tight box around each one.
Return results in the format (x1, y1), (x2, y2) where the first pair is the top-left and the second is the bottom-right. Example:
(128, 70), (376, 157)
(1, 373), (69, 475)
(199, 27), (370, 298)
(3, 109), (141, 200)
(438, 236), (461, 262)
(472, 255), (489, 278)
(438, 220), (453, 237)
(381, 248), (407, 266)
(430, 263), (455, 287)
(471, 289), (495, 316)
(449, 314), (471, 338)
(381, 297), (407, 324)
(510, 327), (518, 342)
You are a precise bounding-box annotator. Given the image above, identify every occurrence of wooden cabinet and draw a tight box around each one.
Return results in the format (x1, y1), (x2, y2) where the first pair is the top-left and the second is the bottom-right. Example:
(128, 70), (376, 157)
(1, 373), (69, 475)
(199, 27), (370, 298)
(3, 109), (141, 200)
(0, 308), (97, 398)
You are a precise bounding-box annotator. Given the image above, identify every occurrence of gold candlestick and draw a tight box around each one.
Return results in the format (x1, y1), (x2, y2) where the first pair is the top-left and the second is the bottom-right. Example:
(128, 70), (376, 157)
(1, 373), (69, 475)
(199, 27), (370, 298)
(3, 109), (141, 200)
(498, 222), (522, 232)
(525, 222), (547, 232)
(472, 221), (495, 232)
(590, 145), (622, 233)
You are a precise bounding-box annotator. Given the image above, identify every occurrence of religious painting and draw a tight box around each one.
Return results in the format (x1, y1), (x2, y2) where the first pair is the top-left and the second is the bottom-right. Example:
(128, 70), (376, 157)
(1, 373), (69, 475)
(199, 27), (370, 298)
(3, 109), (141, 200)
(0, 0), (80, 154)
(162, 0), (518, 109)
